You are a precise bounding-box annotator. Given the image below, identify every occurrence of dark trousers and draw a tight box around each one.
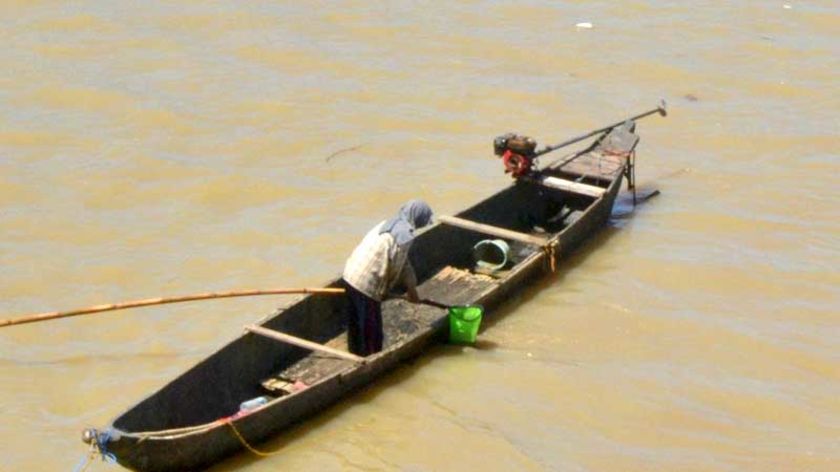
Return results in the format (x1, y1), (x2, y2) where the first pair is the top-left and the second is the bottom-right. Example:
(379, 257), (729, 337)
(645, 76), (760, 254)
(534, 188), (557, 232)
(343, 282), (383, 356)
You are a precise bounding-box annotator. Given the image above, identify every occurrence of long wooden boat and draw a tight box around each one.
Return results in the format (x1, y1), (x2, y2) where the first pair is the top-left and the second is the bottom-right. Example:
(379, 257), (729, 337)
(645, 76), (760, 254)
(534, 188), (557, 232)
(83, 118), (657, 471)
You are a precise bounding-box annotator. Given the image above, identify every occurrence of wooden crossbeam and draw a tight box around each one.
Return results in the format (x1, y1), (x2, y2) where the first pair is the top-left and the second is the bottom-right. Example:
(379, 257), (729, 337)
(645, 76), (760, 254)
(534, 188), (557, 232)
(245, 325), (365, 363)
(437, 215), (549, 246)
(535, 175), (606, 198)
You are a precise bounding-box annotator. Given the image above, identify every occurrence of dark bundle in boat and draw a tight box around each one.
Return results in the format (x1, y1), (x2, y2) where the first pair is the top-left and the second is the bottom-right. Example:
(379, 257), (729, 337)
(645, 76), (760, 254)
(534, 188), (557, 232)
(83, 104), (665, 471)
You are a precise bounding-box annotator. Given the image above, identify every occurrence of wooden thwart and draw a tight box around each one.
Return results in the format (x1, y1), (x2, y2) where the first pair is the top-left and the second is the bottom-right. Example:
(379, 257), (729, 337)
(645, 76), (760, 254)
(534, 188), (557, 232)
(245, 325), (365, 363)
(437, 215), (549, 246)
(535, 175), (606, 198)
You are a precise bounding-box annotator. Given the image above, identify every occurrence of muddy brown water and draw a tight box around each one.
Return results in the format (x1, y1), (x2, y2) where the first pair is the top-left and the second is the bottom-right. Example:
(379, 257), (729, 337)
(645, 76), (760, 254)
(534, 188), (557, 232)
(1, 2), (837, 470)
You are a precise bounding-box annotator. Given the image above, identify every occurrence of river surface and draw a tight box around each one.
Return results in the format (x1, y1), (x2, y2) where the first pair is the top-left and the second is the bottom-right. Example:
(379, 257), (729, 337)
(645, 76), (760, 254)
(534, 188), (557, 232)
(1, 1), (838, 471)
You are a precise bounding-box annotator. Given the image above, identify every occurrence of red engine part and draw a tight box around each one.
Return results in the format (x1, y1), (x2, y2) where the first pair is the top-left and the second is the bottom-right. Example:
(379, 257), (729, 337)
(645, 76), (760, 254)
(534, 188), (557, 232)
(501, 150), (534, 177)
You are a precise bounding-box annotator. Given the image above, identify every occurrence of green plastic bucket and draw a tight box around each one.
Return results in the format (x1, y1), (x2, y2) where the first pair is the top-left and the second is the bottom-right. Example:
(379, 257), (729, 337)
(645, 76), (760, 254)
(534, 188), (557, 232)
(448, 305), (483, 344)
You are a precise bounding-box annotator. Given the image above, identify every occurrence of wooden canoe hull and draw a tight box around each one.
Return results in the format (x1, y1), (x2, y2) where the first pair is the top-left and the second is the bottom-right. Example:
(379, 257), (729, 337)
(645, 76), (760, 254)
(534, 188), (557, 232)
(97, 125), (637, 471)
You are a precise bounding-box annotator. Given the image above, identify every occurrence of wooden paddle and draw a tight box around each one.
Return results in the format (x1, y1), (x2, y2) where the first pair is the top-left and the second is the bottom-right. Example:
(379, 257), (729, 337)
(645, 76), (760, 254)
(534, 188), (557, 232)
(0, 287), (345, 328)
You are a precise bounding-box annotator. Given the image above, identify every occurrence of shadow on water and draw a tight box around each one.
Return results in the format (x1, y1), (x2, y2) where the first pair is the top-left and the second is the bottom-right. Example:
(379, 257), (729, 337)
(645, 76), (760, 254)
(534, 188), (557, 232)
(210, 198), (653, 471)
(467, 338), (501, 351)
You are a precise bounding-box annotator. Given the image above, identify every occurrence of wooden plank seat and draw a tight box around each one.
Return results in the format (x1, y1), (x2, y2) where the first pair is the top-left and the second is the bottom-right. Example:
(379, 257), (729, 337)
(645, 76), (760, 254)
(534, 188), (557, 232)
(245, 325), (365, 363)
(532, 175), (606, 198)
(437, 215), (549, 246)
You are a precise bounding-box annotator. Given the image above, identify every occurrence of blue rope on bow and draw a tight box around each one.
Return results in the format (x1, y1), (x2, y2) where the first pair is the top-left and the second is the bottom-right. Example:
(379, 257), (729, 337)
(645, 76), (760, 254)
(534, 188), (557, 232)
(78, 428), (117, 470)
(94, 430), (117, 464)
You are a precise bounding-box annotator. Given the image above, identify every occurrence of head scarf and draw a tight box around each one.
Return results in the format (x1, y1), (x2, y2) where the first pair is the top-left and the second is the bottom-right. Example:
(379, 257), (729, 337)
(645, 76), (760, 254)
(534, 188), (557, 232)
(379, 199), (433, 246)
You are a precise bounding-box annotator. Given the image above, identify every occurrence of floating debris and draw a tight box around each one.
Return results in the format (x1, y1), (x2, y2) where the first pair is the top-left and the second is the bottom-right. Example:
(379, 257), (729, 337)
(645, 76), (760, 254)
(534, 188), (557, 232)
(325, 143), (365, 162)
(684, 94), (699, 102)
(783, 4), (792, 9)
(575, 22), (593, 29)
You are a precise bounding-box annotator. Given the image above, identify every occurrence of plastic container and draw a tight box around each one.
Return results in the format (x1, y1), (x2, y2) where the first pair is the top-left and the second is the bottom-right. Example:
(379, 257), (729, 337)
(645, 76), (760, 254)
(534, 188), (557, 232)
(239, 396), (270, 412)
(448, 305), (483, 344)
(472, 239), (510, 272)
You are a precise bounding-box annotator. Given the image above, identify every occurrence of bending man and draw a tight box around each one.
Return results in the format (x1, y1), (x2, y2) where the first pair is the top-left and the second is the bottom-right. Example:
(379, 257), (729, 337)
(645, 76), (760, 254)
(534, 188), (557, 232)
(342, 199), (433, 356)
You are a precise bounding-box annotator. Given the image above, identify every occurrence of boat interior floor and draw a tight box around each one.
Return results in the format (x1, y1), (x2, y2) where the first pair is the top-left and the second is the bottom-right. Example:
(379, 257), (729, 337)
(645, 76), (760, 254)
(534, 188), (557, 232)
(261, 264), (504, 393)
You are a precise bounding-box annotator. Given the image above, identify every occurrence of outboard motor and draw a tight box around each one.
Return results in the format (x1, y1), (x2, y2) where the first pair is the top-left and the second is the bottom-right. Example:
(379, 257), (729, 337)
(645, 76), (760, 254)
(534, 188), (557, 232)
(493, 133), (538, 177)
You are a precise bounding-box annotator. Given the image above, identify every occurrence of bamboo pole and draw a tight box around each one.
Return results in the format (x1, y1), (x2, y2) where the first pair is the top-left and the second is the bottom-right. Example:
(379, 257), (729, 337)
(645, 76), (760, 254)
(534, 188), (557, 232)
(0, 288), (345, 328)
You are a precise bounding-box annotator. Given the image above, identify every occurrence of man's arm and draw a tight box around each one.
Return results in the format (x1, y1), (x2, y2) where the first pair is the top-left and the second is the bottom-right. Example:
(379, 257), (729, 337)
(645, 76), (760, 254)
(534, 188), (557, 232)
(401, 262), (419, 303)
